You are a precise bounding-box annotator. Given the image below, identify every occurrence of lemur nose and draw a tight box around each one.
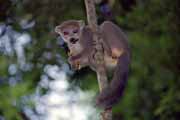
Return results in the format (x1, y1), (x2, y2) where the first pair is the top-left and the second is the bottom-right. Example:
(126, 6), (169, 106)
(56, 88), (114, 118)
(70, 38), (78, 44)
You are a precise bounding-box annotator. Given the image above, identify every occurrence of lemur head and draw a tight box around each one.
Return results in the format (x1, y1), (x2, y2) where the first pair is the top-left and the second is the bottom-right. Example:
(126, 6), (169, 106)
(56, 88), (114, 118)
(55, 20), (85, 45)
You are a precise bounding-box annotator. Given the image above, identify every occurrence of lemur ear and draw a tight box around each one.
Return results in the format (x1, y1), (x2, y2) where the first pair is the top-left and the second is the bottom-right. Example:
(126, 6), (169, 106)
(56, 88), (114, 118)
(78, 20), (85, 28)
(55, 25), (62, 34)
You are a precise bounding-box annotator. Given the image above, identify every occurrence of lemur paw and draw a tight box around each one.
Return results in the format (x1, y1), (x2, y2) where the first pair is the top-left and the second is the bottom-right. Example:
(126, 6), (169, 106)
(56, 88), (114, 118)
(74, 60), (81, 70)
(111, 48), (123, 60)
(68, 51), (73, 56)
(111, 54), (118, 59)
(111, 53), (119, 64)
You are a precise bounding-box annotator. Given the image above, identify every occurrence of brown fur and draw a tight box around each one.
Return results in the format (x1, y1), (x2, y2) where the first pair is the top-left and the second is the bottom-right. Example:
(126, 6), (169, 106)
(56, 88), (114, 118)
(55, 20), (130, 109)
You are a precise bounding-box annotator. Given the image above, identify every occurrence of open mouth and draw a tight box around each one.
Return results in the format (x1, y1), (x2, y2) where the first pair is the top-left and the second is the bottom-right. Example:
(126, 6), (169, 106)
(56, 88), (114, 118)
(70, 38), (79, 44)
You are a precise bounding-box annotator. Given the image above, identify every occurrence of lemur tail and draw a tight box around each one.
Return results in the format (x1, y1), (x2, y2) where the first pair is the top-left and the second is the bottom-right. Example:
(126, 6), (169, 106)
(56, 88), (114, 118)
(96, 52), (130, 109)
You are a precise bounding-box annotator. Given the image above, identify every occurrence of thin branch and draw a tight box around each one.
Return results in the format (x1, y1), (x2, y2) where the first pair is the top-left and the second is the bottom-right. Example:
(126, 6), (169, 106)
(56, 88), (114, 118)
(84, 0), (112, 120)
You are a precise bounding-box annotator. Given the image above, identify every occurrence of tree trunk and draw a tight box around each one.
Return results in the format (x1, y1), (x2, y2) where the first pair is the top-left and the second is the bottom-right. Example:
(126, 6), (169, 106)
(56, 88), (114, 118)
(84, 0), (112, 120)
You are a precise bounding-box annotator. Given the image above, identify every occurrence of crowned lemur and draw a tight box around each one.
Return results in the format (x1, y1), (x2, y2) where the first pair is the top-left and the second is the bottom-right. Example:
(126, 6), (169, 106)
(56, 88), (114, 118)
(55, 20), (130, 109)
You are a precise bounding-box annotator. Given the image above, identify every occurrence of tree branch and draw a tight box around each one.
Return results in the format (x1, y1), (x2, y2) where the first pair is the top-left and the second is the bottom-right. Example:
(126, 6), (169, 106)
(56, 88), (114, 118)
(84, 0), (112, 120)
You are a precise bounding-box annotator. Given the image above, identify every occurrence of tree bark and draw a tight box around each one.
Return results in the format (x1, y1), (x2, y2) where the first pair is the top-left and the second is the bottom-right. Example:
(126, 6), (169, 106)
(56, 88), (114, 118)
(84, 0), (112, 120)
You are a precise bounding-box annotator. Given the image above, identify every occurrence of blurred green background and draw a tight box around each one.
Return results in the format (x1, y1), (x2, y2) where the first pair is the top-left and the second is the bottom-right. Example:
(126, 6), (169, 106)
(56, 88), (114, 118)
(0, 0), (180, 120)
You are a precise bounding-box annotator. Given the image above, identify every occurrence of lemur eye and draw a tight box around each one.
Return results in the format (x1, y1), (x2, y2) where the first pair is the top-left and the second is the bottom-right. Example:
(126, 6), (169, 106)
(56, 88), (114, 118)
(73, 29), (78, 33)
(63, 31), (69, 35)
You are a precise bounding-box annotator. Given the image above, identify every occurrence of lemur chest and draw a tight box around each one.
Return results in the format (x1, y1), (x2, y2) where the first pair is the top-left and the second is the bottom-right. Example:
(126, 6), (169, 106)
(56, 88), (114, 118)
(69, 44), (83, 56)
